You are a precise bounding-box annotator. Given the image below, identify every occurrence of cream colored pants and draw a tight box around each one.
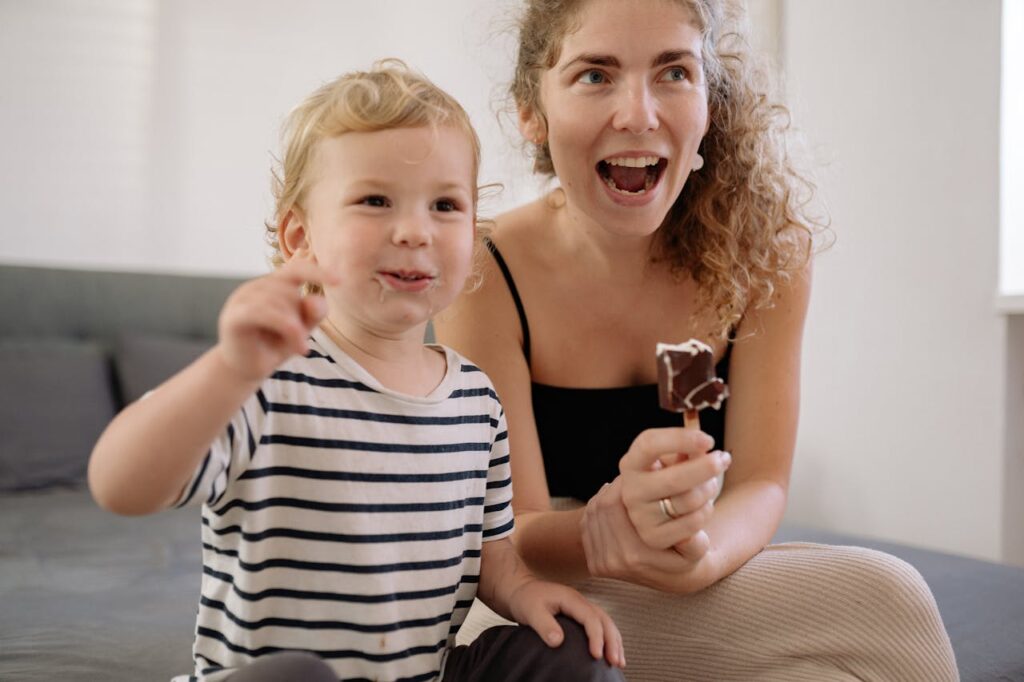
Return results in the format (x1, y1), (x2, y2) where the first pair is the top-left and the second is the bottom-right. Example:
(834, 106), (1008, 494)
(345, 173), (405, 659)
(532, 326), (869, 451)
(460, 510), (958, 681)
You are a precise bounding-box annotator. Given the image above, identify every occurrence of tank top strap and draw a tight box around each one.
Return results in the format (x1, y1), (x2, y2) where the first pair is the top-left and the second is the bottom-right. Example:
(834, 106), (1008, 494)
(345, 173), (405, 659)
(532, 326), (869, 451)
(483, 237), (532, 367)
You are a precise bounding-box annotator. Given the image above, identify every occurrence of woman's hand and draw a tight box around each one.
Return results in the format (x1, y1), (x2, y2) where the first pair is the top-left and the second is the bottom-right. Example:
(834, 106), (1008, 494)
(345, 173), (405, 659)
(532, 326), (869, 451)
(216, 259), (337, 384)
(619, 428), (732, 555)
(579, 428), (731, 592)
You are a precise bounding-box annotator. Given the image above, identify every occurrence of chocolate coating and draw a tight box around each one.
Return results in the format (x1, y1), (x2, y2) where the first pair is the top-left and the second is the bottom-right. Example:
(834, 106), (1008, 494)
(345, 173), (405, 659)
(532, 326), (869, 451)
(656, 340), (729, 413)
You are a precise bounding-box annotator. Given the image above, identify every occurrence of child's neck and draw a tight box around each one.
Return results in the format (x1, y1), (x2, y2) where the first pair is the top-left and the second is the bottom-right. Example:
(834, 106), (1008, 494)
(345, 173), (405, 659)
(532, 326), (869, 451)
(319, 316), (445, 397)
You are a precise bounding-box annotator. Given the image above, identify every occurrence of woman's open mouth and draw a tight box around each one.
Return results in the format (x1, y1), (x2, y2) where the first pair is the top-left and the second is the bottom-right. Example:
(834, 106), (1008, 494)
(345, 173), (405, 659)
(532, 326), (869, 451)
(597, 155), (668, 196)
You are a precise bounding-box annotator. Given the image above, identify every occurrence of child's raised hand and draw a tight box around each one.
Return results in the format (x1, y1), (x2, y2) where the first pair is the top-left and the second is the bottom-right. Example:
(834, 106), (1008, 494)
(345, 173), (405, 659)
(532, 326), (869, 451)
(216, 260), (337, 384)
(508, 579), (626, 669)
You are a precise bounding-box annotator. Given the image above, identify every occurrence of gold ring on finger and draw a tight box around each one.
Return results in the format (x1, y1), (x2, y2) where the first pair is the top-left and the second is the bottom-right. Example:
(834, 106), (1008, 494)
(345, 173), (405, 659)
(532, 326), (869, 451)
(659, 496), (681, 520)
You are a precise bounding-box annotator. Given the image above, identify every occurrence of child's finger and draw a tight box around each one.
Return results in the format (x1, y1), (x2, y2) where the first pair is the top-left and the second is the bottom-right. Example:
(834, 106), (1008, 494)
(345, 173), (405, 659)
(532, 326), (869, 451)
(254, 280), (323, 347)
(602, 610), (626, 668)
(552, 597), (606, 661)
(234, 293), (310, 352)
(522, 606), (565, 648)
(278, 258), (339, 287)
(300, 294), (328, 328)
(256, 308), (308, 354)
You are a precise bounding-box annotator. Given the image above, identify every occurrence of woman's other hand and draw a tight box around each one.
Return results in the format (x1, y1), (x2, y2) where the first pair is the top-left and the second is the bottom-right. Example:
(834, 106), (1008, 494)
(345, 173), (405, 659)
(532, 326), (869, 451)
(620, 428), (731, 553)
(579, 428), (731, 592)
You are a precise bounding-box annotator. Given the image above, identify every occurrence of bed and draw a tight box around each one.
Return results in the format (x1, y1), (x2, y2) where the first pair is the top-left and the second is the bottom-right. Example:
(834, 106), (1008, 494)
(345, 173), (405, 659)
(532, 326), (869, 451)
(2, 263), (1021, 681)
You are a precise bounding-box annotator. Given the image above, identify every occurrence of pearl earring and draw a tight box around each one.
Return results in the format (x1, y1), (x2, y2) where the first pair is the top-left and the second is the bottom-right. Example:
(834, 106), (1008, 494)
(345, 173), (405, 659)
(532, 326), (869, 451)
(692, 153), (704, 171)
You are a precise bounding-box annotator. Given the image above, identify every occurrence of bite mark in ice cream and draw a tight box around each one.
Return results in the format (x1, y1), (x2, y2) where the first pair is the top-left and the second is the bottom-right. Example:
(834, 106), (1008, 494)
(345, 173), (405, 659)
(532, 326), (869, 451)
(656, 339), (729, 427)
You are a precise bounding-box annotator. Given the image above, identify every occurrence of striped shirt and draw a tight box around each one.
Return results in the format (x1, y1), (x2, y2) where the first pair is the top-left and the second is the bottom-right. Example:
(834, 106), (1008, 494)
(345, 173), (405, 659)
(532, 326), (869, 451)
(172, 328), (514, 682)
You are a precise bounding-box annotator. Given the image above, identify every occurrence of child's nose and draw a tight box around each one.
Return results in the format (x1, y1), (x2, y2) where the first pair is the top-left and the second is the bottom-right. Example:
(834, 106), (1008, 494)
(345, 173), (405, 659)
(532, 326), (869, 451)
(392, 211), (431, 247)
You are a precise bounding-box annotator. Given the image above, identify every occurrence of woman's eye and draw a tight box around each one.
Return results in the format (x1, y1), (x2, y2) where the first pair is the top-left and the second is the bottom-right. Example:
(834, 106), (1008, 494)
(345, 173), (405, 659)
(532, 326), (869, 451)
(361, 195), (389, 207)
(661, 67), (688, 82)
(433, 198), (458, 213)
(576, 69), (607, 85)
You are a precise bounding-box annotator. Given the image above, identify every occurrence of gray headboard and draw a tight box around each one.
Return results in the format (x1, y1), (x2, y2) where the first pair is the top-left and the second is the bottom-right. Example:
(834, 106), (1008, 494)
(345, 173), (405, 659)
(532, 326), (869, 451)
(0, 264), (246, 345)
(0, 264), (249, 491)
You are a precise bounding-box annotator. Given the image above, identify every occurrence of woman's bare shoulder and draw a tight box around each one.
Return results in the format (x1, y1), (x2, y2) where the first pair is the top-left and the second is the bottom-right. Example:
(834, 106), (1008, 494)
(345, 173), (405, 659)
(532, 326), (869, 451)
(490, 194), (555, 251)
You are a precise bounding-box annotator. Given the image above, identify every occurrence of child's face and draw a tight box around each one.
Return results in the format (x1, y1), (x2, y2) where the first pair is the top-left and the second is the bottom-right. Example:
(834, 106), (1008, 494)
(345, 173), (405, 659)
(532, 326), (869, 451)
(292, 125), (476, 335)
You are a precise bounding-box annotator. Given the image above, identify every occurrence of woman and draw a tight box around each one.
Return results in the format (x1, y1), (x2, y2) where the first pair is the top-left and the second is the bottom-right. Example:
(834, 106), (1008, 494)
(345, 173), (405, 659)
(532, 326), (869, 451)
(435, 0), (958, 679)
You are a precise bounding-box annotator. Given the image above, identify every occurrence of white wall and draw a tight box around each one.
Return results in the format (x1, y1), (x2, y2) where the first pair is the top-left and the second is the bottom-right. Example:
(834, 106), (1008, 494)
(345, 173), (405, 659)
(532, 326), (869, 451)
(783, 0), (1007, 561)
(0, 0), (537, 276)
(1, 1), (1013, 562)
(1002, 0), (1024, 295)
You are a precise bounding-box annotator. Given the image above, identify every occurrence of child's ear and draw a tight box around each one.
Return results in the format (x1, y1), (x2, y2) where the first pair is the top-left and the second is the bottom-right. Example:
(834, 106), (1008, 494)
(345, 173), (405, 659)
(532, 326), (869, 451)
(280, 209), (314, 262)
(518, 107), (546, 146)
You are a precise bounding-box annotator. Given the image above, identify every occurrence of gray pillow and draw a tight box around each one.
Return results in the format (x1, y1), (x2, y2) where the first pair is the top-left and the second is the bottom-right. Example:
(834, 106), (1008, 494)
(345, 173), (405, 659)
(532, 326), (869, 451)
(0, 339), (118, 491)
(115, 333), (212, 404)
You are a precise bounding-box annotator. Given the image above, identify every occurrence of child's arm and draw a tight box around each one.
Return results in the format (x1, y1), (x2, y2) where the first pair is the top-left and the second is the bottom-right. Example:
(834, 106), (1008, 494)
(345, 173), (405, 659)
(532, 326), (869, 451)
(477, 537), (626, 668)
(88, 260), (334, 516)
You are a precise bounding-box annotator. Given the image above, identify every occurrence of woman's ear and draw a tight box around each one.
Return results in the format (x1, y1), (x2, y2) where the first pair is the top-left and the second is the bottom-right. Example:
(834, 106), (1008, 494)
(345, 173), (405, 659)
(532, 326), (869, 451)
(518, 107), (546, 145)
(280, 209), (313, 262)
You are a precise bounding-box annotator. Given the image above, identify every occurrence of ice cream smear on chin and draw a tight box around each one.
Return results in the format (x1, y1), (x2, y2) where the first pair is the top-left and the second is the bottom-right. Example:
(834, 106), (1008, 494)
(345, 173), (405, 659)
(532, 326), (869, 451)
(656, 339), (729, 422)
(598, 155), (667, 195)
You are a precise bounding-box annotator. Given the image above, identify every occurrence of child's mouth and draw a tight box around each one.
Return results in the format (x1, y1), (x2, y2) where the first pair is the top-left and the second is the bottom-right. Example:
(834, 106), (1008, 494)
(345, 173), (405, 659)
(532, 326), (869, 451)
(597, 156), (667, 195)
(377, 269), (438, 293)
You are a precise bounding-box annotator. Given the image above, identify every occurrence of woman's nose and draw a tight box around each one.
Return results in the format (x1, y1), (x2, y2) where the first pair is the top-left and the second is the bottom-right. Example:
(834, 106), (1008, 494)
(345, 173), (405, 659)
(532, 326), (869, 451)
(612, 82), (659, 135)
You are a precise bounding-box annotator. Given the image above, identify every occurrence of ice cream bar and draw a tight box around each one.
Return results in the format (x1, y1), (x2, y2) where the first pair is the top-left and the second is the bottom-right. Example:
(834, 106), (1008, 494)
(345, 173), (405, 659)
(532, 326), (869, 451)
(656, 339), (729, 429)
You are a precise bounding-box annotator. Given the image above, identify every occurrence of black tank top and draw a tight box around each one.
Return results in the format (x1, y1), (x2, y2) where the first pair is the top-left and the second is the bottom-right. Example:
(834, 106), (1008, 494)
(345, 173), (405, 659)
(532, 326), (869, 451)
(486, 239), (730, 502)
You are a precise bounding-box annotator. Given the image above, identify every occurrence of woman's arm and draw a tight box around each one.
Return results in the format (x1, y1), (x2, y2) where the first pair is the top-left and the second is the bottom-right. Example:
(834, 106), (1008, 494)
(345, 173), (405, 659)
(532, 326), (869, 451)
(697, 263), (813, 583)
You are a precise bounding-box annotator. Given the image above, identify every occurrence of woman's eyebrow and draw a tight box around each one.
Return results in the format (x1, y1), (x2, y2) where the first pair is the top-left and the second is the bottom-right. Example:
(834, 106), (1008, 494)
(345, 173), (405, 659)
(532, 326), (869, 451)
(653, 49), (702, 67)
(559, 53), (619, 73)
(559, 50), (702, 73)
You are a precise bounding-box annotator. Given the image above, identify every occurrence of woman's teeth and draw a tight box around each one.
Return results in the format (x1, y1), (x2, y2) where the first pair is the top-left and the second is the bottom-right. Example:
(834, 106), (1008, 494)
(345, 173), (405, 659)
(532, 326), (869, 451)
(599, 156), (664, 195)
(605, 155), (661, 168)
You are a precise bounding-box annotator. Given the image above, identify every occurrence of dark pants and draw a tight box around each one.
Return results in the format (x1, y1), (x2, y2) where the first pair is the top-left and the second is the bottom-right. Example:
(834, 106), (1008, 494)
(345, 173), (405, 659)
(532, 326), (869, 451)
(443, 615), (625, 682)
(225, 616), (624, 682)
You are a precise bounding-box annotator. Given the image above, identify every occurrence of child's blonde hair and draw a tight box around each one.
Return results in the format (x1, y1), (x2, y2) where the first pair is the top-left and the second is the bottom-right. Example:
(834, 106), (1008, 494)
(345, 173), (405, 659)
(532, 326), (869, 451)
(265, 60), (485, 287)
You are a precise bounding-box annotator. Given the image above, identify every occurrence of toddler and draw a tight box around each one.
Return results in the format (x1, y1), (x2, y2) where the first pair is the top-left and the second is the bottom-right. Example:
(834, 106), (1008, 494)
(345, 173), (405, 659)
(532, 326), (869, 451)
(89, 62), (625, 682)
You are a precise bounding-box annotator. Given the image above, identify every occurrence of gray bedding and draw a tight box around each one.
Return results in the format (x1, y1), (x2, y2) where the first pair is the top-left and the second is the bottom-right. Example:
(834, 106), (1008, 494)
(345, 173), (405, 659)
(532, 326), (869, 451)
(0, 487), (196, 680)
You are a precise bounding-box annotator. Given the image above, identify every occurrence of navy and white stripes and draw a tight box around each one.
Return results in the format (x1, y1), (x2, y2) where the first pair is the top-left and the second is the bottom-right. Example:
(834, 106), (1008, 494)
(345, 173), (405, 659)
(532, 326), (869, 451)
(172, 328), (513, 682)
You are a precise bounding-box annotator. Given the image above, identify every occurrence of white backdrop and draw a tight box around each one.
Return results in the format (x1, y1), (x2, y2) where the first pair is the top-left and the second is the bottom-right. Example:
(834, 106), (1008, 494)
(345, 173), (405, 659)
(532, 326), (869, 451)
(0, 0), (538, 275)
(0, 0), (1017, 564)
(783, 0), (1010, 563)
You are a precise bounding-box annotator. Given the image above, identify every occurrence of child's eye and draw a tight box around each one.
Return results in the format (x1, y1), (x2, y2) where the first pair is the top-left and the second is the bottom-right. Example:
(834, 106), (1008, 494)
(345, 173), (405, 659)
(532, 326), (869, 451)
(360, 195), (390, 207)
(575, 69), (607, 85)
(433, 198), (460, 213)
(660, 67), (689, 82)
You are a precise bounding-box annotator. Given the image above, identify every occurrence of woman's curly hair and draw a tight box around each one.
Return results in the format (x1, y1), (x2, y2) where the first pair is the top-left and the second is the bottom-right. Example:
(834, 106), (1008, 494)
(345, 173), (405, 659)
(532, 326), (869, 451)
(512, 0), (827, 339)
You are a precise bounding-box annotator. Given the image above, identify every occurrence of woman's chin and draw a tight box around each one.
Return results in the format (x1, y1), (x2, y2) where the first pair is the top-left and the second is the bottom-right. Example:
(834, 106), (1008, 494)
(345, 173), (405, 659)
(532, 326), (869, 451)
(586, 190), (673, 235)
